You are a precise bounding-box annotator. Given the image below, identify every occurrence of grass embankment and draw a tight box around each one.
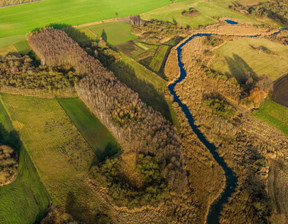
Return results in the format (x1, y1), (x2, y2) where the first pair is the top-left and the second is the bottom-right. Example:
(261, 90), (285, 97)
(211, 38), (288, 82)
(142, 0), (259, 28)
(0, 96), (50, 224)
(0, 94), (109, 223)
(58, 98), (121, 163)
(0, 0), (184, 47)
(87, 22), (137, 45)
(253, 99), (288, 136)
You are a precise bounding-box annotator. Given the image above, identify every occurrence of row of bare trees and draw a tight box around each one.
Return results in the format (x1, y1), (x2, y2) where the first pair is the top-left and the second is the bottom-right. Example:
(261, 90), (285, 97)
(28, 28), (186, 191)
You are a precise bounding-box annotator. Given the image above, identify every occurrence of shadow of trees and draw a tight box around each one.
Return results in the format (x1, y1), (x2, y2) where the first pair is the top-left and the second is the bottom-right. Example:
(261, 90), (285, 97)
(0, 123), (22, 151)
(66, 191), (112, 223)
(110, 61), (173, 122)
(225, 54), (257, 84)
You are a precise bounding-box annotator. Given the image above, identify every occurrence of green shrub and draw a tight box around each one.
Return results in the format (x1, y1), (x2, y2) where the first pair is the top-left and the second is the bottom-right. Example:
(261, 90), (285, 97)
(205, 98), (236, 119)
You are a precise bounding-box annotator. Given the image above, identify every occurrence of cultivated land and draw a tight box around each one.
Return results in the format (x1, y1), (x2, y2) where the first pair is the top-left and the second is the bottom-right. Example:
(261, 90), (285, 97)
(253, 99), (288, 136)
(142, 0), (259, 28)
(210, 38), (288, 82)
(149, 45), (170, 73)
(87, 22), (137, 45)
(0, 96), (50, 224)
(58, 98), (121, 163)
(0, 94), (107, 223)
(0, 0), (184, 47)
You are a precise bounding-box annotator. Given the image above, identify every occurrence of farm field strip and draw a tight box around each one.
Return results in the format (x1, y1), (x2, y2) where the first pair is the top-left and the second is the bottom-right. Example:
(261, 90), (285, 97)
(149, 45), (170, 72)
(142, 0), (260, 28)
(0, 94), (106, 222)
(58, 98), (121, 163)
(0, 95), (50, 224)
(253, 99), (288, 136)
(0, 0), (184, 46)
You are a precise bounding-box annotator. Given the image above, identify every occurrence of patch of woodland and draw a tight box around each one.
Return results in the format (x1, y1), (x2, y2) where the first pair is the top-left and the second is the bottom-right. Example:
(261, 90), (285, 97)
(181, 8), (200, 18)
(0, 0), (39, 7)
(204, 94), (237, 119)
(0, 53), (80, 97)
(230, 0), (288, 26)
(90, 154), (169, 209)
(131, 20), (188, 44)
(220, 137), (272, 224)
(0, 144), (18, 186)
(204, 36), (224, 47)
(28, 28), (186, 194)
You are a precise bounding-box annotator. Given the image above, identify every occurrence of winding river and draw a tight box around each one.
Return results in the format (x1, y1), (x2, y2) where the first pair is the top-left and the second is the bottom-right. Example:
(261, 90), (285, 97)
(168, 33), (237, 224)
(168, 26), (288, 224)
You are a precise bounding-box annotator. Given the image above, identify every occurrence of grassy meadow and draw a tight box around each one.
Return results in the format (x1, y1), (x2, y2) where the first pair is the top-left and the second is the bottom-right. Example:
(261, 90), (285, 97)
(87, 22), (137, 45)
(0, 97), (50, 224)
(58, 98), (121, 163)
(0, 0), (183, 47)
(253, 99), (288, 136)
(0, 94), (109, 223)
(211, 38), (288, 82)
(142, 0), (259, 28)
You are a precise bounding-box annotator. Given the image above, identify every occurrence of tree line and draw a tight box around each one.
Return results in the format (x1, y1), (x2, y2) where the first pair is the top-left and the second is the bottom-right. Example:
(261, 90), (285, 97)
(28, 28), (186, 192)
(0, 54), (79, 97)
(0, 0), (39, 7)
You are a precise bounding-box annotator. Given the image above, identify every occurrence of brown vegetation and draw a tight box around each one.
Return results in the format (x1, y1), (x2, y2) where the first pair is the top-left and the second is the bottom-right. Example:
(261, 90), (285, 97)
(0, 145), (18, 186)
(165, 29), (288, 223)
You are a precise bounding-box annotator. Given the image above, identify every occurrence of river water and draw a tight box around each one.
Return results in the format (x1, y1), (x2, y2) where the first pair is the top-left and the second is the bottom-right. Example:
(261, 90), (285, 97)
(167, 24), (288, 223)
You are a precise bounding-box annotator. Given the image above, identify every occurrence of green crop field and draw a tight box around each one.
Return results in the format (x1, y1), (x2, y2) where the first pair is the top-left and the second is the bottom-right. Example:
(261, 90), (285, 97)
(149, 45), (170, 73)
(0, 0), (183, 47)
(253, 99), (288, 136)
(211, 38), (288, 82)
(0, 94), (107, 223)
(87, 22), (137, 45)
(142, 0), (259, 28)
(0, 96), (50, 224)
(58, 98), (121, 163)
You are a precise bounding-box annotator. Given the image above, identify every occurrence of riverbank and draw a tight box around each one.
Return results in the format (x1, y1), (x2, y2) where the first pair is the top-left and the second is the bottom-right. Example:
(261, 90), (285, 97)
(165, 21), (288, 223)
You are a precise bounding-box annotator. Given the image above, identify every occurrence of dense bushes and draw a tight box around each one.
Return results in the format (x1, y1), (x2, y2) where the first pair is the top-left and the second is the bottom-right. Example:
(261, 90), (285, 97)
(0, 54), (79, 96)
(28, 28), (186, 192)
(205, 98), (236, 119)
(90, 154), (169, 208)
(0, 145), (18, 186)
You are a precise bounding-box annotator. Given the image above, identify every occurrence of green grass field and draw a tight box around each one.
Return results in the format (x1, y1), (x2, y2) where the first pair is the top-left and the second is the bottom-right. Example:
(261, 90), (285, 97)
(149, 45), (170, 72)
(211, 38), (288, 82)
(58, 98), (121, 163)
(0, 97), (50, 224)
(13, 40), (30, 54)
(253, 99), (288, 136)
(0, 0), (182, 47)
(87, 22), (137, 45)
(142, 0), (259, 28)
(0, 94), (107, 223)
